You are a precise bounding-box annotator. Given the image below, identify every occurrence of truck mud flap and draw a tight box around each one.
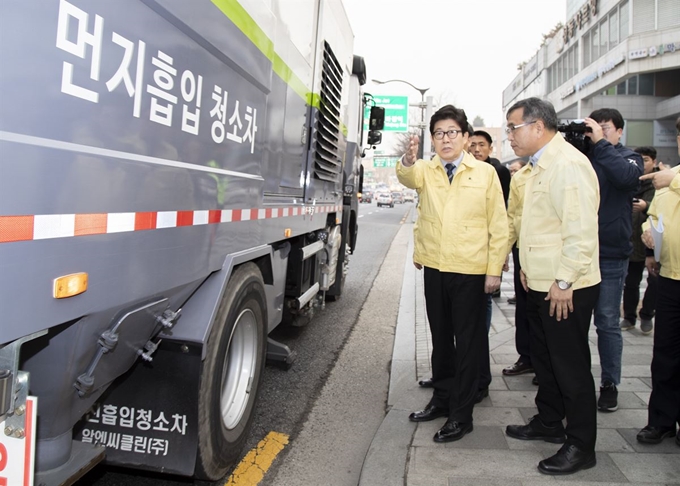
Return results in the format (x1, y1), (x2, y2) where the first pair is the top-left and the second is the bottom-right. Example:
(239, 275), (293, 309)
(73, 340), (201, 477)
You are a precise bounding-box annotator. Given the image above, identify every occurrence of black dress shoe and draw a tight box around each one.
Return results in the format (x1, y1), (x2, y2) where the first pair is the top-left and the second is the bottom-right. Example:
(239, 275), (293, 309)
(418, 377), (434, 388)
(408, 405), (449, 422)
(676, 430), (680, 447)
(636, 425), (677, 444)
(506, 415), (566, 443)
(474, 388), (489, 404)
(502, 360), (534, 376)
(532, 375), (539, 386)
(507, 295), (517, 304)
(433, 420), (473, 443)
(538, 443), (596, 475)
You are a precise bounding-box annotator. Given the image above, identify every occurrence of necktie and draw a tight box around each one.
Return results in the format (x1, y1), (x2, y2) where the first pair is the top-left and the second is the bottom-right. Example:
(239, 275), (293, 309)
(445, 163), (454, 183)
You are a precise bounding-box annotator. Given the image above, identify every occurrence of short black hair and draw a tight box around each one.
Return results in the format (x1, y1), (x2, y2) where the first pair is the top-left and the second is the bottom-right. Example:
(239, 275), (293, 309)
(634, 146), (657, 159)
(472, 130), (493, 145)
(506, 97), (558, 131)
(589, 108), (624, 130)
(429, 104), (468, 135)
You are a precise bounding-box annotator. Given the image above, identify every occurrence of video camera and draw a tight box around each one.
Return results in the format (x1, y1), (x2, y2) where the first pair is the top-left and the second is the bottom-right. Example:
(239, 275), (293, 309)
(557, 120), (592, 155)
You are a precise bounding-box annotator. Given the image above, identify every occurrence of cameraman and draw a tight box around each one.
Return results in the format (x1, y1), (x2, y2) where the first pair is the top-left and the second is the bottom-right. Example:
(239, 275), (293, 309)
(584, 109), (643, 414)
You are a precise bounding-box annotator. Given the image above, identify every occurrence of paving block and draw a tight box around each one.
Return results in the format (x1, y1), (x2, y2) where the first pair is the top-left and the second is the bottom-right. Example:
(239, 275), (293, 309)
(610, 451), (680, 483)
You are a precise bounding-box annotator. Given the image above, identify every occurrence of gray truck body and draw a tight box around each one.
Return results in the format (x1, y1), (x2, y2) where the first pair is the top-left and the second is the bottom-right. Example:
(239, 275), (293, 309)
(0, 0), (370, 482)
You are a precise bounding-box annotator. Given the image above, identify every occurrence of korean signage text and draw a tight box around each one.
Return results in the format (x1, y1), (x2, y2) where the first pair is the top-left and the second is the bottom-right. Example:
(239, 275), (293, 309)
(363, 96), (409, 132)
(56, 0), (258, 153)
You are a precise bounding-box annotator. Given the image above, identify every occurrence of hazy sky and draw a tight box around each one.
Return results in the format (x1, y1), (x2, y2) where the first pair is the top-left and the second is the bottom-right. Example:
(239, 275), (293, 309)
(343, 0), (567, 128)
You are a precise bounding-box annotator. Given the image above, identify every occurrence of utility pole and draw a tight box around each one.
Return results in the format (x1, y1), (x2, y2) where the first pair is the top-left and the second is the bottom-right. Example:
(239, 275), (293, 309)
(372, 79), (430, 160)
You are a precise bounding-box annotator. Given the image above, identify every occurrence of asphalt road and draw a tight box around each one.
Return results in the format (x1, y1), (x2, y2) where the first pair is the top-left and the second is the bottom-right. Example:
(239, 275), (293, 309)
(79, 201), (411, 486)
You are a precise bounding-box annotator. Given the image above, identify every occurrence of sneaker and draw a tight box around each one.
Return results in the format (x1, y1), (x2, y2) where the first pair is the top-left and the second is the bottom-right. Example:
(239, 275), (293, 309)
(598, 382), (618, 412)
(619, 319), (635, 331)
(640, 318), (653, 335)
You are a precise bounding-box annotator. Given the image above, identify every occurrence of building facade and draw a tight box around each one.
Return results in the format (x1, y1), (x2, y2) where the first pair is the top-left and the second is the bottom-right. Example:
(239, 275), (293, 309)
(501, 0), (680, 165)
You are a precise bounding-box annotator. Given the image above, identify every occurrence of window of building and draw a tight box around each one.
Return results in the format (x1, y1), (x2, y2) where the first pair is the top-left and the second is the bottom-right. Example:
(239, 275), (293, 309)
(583, 31), (591, 67)
(628, 75), (638, 95)
(550, 66), (556, 92)
(617, 80), (627, 95)
(591, 23), (599, 61)
(574, 45), (579, 81)
(600, 18), (609, 55)
(659, 0), (680, 28)
(639, 73), (654, 95)
(634, 0), (656, 33)
(620, 0), (629, 39)
(609, 9), (619, 48)
(626, 121), (653, 147)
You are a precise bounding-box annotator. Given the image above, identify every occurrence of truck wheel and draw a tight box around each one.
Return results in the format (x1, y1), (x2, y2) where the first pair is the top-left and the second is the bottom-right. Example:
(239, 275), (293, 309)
(195, 263), (267, 480)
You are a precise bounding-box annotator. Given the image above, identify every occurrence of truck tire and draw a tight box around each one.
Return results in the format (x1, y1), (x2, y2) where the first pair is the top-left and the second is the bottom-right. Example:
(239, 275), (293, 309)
(195, 263), (267, 480)
(326, 212), (351, 302)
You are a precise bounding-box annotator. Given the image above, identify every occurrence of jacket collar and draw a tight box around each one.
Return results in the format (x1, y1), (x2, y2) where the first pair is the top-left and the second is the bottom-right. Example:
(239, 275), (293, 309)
(427, 152), (479, 171)
(533, 133), (567, 170)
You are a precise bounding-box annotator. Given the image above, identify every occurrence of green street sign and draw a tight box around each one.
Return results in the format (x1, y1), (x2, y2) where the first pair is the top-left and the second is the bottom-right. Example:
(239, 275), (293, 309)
(373, 157), (399, 168)
(364, 95), (409, 132)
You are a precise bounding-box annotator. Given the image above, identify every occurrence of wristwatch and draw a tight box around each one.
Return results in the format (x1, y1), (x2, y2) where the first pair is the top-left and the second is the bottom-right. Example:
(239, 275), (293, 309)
(555, 279), (572, 290)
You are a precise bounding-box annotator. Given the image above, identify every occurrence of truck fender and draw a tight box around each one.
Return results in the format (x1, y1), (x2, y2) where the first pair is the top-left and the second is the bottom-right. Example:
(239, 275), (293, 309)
(165, 243), (289, 359)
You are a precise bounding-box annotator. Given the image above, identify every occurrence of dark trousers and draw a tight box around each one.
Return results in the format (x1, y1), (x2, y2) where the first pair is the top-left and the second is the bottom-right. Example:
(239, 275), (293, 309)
(623, 260), (658, 321)
(424, 267), (486, 423)
(528, 284), (599, 452)
(512, 246), (531, 364)
(478, 294), (492, 391)
(648, 276), (680, 428)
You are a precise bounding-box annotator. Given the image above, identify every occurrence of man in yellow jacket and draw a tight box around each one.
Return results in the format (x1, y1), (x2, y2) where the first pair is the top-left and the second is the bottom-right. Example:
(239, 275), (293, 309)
(636, 138), (680, 447)
(502, 98), (601, 475)
(397, 104), (508, 443)
(502, 162), (536, 381)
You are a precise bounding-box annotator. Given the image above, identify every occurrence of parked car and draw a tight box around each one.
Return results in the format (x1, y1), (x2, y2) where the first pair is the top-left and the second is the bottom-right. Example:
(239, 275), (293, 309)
(403, 190), (416, 203)
(391, 191), (404, 204)
(376, 192), (394, 208)
(359, 190), (373, 203)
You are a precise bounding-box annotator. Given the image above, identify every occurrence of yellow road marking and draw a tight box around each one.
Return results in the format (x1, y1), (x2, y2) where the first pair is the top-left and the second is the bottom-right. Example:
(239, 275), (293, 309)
(399, 208), (412, 224)
(225, 431), (289, 485)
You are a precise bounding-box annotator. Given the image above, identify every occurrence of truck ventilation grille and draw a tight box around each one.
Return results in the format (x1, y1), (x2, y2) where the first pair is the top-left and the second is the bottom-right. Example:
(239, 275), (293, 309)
(312, 41), (343, 183)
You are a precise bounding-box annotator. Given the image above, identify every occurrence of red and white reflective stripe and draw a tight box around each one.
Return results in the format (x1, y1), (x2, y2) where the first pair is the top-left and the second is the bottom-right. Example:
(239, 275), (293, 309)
(0, 205), (342, 243)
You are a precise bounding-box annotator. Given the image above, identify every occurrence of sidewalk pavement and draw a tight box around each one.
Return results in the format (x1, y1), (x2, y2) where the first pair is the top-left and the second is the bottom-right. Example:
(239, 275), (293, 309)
(359, 220), (680, 486)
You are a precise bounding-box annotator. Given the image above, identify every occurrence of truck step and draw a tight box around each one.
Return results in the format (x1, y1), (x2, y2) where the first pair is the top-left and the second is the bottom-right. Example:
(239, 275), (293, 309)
(266, 338), (296, 370)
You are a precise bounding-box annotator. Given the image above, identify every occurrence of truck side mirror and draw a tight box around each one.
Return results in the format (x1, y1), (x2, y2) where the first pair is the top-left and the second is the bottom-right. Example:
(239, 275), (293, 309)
(367, 130), (382, 146)
(369, 106), (385, 130)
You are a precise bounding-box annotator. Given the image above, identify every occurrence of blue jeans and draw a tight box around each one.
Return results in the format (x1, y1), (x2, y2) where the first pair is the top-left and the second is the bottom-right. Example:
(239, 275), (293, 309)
(593, 258), (628, 386)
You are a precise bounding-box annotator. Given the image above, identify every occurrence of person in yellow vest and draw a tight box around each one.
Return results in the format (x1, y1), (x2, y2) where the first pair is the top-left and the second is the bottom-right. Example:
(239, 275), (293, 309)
(635, 119), (680, 447)
(502, 161), (537, 384)
(397, 104), (508, 443)
(502, 97), (601, 475)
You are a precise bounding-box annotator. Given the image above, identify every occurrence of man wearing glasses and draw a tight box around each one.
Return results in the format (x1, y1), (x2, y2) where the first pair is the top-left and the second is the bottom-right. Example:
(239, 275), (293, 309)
(583, 109), (643, 414)
(503, 98), (601, 475)
(397, 105), (507, 443)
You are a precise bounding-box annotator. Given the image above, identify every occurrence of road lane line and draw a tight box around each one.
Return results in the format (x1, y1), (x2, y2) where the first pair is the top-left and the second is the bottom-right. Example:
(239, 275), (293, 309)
(225, 431), (289, 485)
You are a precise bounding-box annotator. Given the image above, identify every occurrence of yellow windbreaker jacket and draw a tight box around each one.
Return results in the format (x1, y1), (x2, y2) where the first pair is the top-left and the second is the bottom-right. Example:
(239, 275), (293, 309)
(397, 151), (508, 276)
(519, 133), (601, 292)
(642, 166), (680, 280)
(506, 163), (533, 255)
